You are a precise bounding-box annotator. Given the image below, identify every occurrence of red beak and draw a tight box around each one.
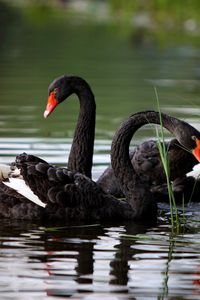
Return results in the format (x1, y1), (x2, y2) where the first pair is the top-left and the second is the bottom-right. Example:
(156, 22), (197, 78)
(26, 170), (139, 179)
(44, 91), (58, 118)
(192, 137), (200, 162)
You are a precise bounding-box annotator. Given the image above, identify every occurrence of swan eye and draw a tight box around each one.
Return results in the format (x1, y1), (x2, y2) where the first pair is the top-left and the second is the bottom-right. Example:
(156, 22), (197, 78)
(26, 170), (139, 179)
(54, 88), (58, 96)
(192, 135), (197, 141)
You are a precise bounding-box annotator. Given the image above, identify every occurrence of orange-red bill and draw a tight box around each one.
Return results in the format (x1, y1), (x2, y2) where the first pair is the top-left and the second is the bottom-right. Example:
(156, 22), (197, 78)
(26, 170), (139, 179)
(192, 137), (200, 162)
(44, 92), (58, 118)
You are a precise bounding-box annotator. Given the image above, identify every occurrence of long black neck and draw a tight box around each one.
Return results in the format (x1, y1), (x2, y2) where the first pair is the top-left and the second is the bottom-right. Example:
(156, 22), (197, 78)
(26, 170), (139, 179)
(67, 79), (96, 179)
(111, 110), (195, 198)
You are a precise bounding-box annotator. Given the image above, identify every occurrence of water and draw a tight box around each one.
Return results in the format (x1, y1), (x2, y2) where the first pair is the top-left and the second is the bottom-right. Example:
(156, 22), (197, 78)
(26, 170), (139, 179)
(1, 220), (200, 299)
(1, 2), (200, 299)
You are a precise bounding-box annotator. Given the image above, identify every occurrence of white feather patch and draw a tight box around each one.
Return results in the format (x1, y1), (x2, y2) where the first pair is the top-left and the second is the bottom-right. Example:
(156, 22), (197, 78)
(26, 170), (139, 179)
(0, 164), (11, 180)
(3, 178), (46, 208)
(187, 163), (200, 179)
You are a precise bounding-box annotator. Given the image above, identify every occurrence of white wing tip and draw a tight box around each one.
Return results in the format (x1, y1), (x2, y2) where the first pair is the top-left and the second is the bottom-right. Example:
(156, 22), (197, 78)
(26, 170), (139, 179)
(3, 178), (46, 208)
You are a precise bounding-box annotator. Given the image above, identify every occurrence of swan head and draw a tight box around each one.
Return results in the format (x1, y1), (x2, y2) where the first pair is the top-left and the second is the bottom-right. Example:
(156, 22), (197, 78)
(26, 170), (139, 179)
(44, 75), (67, 118)
(175, 124), (200, 162)
(44, 75), (83, 118)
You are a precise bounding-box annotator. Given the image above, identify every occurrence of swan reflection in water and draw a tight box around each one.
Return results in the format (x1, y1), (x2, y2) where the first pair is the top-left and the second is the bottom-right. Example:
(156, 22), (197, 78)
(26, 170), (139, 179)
(0, 220), (154, 296)
(1, 219), (200, 298)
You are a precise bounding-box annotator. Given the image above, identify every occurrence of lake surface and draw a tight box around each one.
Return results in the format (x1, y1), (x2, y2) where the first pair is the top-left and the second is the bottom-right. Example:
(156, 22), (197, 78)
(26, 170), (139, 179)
(1, 2), (200, 299)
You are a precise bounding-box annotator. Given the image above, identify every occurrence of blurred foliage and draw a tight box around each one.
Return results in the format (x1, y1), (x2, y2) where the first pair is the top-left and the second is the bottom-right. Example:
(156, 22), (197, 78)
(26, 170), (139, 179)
(1, 0), (200, 48)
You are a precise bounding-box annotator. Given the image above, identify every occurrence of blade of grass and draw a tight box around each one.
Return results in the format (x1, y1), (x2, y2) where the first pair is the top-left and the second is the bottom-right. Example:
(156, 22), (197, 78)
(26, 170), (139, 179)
(154, 87), (180, 229)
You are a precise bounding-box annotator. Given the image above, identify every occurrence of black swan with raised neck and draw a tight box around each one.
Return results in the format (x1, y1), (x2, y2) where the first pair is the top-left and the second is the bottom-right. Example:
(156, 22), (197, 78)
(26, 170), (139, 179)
(1, 110), (200, 220)
(110, 111), (200, 200)
(97, 139), (199, 198)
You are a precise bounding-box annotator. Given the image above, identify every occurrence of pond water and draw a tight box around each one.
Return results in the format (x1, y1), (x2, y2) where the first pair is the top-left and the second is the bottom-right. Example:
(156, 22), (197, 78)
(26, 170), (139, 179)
(1, 2), (200, 299)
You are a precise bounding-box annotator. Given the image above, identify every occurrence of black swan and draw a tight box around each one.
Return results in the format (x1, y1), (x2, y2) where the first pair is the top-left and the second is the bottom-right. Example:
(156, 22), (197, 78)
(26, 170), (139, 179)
(1, 110), (200, 220)
(110, 111), (200, 201)
(0, 74), (96, 218)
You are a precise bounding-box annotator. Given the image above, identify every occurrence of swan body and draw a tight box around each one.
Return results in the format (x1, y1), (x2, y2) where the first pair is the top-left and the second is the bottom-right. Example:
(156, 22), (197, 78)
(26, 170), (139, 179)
(98, 138), (198, 197)
(0, 152), (154, 221)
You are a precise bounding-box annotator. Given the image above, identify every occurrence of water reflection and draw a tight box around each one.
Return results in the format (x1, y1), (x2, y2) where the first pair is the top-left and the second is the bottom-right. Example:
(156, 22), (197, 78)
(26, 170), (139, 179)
(1, 220), (200, 298)
(0, 220), (149, 298)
